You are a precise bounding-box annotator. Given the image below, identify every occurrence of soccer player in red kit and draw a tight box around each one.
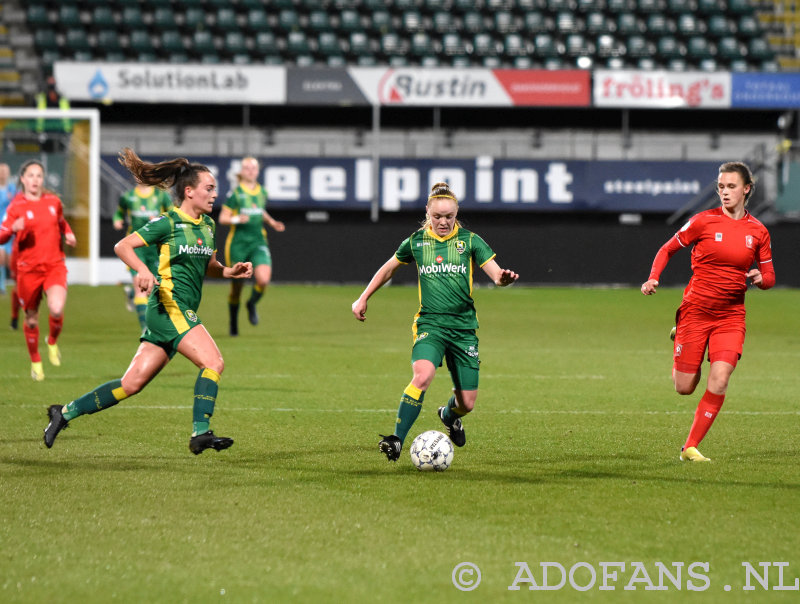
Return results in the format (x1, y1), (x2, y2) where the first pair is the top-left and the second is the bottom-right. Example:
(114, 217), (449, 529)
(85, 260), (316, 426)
(0, 160), (77, 381)
(641, 162), (775, 462)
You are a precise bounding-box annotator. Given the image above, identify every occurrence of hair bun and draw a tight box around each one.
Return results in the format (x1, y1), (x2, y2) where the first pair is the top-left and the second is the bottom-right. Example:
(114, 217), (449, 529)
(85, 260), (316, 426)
(430, 181), (450, 193)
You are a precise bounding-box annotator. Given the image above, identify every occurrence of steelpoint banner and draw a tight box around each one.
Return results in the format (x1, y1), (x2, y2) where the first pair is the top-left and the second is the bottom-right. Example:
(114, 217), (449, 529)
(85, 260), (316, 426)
(104, 154), (719, 213)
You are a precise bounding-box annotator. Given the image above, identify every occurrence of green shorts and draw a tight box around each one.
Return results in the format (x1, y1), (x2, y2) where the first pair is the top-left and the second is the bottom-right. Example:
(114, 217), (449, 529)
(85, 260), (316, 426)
(226, 239), (272, 268)
(411, 325), (480, 391)
(141, 295), (202, 359)
(128, 245), (160, 278)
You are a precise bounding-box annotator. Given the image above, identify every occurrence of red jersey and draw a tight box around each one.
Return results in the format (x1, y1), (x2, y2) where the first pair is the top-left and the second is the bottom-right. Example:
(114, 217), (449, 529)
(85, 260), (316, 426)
(0, 192), (74, 271)
(649, 207), (775, 310)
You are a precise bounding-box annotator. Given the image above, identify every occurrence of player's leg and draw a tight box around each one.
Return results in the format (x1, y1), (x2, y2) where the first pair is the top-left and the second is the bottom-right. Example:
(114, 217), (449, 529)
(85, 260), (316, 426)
(176, 324), (233, 454)
(18, 271), (44, 380)
(43, 276), (67, 366)
(437, 331), (479, 447)
(0, 247), (6, 294)
(228, 279), (244, 336)
(246, 246), (271, 326)
(380, 331), (443, 461)
(44, 342), (169, 448)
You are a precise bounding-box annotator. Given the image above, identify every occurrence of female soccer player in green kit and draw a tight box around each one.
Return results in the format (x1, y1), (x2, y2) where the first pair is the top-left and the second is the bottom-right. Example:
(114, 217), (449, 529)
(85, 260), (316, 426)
(43, 148), (253, 454)
(219, 156), (284, 336)
(352, 182), (519, 462)
(113, 182), (173, 329)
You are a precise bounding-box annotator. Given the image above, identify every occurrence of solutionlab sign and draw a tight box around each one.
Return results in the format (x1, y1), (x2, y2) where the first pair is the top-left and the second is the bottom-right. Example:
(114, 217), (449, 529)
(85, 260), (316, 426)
(53, 61), (286, 104)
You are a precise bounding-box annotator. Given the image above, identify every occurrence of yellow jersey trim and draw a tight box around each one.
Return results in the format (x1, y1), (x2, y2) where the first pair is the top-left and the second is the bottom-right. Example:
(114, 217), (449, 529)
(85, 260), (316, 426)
(425, 225), (459, 243)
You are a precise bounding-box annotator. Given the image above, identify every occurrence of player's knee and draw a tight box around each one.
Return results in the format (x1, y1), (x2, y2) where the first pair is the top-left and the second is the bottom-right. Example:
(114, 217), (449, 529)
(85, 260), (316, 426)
(674, 384), (696, 395)
(207, 357), (224, 375)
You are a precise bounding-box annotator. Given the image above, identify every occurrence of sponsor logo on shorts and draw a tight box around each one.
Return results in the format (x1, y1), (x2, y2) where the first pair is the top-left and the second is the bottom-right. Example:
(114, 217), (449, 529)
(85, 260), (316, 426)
(675, 344), (682, 356)
(415, 332), (429, 342)
(466, 345), (479, 358)
(186, 310), (198, 323)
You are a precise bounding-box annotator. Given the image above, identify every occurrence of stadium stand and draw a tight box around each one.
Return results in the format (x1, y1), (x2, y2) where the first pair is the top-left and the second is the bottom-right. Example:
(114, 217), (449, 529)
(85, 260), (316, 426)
(11, 0), (778, 74)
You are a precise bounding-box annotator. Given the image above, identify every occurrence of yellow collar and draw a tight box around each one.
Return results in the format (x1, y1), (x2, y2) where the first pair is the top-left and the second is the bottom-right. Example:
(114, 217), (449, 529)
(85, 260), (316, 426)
(174, 206), (203, 224)
(426, 225), (458, 242)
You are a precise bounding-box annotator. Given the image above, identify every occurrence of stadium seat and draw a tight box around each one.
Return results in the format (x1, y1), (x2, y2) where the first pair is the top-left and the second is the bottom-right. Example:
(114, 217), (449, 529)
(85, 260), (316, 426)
(577, 0), (603, 11)
(737, 15), (761, 37)
(728, 0), (754, 13)
(183, 8), (207, 31)
(565, 33), (594, 56)
(556, 11), (582, 33)
(463, 11), (486, 33)
(717, 36), (744, 59)
(271, 0), (296, 9)
(686, 36), (714, 59)
(534, 33), (562, 57)
(97, 29), (123, 54)
(153, 7), (177, 30)
(91, 7), (116, 29)
(371, 11), (395, 34)
(193, 30), (217, 56)
(309, 10), (334, 32)
(339, 10), (363, 32)
(348, 32), (373, 58)
(160, 30), (186, 54)
(402, 10), (425, 32)
(27, 4), (51, 28)
(380, 33), (409, 58)
(214, 8), (239, 33)
(410, 31), (437, 58)
(64, 28), (91, 54)
(224, 31), (249, 57)
(167, 52), (190, 64)
(626, 34), (654, 57)
(120, 6), (145, 30)
(667, 0), (695, 14)
(128, 30), (155, 54)
(676, 14), (702, 36)
(34, 29), (59, 52)
(667, 57), (688, 70)
(58, 5), (83, 28)
(606, 0), (634, 12)
(636, 0), (664, 13)
(697, 0), (724, 13)
(748, 37), (774, 60)
(494, 11), (518, 33)
(646, 14), (675, 35)
(586, 12), (614, 34)
(524, 12), (552, 33)
(707, 15), (734, 37)
(254, 31), (281, 58)
(327, 55), (347, 67)
(240, 0), (266, 8)
(597, 34), (625, 57)
(420, 55), (441, 67)
(432, 11), (457, 32)
(728, 58), (749, 71)
(442, 32), (468, 56)
(657, 35), (685, 59)
(278, 9), (301, 32)
(513, 56), (534, 69)
(356, 55), (378, 66)
(503, 33), (529, 56)
(637, 56), (657, 69)
(317, 32), (344, 58)
(472, 33), (498, 56)
(616, 13), (643, 34)
(697, 58), (717, 71)
(547, 0), (576, 11)
(246, 9), (271, 33)
(287, 31), (312, 56)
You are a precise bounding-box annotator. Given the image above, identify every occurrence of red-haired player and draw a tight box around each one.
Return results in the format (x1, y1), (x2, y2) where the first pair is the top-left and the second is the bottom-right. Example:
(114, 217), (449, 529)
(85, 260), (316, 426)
(642, 162), (775, 462)
(0, 160), (77, 381)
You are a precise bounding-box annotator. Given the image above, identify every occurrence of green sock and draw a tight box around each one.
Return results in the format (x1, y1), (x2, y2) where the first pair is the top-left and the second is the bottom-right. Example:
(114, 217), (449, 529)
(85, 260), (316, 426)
(62, 379), (128, 421)
(248, 285), (264, 306)
(135, 303), (147, 329)
(393, 384), (425, 443)
(192, 368), (220, 436)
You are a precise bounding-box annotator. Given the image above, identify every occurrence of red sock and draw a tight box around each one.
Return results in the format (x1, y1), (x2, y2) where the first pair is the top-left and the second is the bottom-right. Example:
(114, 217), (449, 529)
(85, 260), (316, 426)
(684, 390), (725, 449)
(47, 315), (63, 345)
(23, 324), (41, 362)
(11, 288), (19, 319)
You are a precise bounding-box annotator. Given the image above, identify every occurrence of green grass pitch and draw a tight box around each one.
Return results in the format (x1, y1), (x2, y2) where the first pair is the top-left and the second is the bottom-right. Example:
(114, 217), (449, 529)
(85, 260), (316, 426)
(1, 283), (799, 603)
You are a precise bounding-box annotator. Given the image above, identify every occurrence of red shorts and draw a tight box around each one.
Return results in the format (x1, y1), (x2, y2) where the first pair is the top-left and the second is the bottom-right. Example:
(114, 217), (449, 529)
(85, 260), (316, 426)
(673, 302), (745, 374)
(16, 263), (68, 311)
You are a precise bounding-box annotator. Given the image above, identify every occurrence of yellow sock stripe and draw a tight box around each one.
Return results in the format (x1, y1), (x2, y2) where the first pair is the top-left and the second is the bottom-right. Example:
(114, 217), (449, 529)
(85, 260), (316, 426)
(254, 284), (265, 294)
(112, 386), (129, 401)
(201, 368), (221, 383)
(403, 383), (422, 400)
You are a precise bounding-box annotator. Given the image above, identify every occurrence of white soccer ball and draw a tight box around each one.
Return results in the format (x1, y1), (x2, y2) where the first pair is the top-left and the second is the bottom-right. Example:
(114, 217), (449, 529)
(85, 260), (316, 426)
(409, 430), (454, 471)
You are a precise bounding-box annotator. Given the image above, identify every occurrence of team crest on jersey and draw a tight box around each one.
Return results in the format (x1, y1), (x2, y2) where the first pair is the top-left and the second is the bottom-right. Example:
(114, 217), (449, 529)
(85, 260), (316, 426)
(26, 210), (34, 220)
(715, 232), (723, 242)
(49, 206), (56, 216)
(185, 310), (198, 323)
(455, 240), (466, 254)
(745, 235), (753, 249)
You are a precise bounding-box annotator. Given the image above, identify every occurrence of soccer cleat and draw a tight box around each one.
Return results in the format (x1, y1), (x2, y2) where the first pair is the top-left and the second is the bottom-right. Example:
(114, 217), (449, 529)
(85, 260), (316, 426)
(189, 430), (234, 455)
(47, 342), (61, 366)
(670, 326), (677, 341)
(10, 316), (18, 330)
(379, 434), (402, 461)
(438, 406), (466, 447)
(680, 446), (710, 462)
(43, 404), (69, 448)
(31, 361), (45, 382)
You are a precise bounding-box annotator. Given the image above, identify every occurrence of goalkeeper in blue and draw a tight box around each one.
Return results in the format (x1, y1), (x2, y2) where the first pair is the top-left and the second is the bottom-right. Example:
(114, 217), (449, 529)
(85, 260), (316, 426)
(351, 182), (519, 462)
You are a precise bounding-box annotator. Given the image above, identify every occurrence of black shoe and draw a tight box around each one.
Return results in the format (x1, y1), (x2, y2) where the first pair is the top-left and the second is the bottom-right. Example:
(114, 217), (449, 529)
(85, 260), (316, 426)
(43, 404), (68, 448)
(379, 434), (402, 461)
(10, 316), (18, 330)
(246, 300), (259, 325)
(438, 405), (466, 447)
(229, 304), (239, 336)
(189, 430), (234, 455)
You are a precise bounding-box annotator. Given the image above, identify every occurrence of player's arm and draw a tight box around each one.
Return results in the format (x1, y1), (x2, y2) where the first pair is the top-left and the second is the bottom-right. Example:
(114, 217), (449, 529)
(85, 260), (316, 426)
(641, 235), (683, 295)
(262, 210), (285, 232)
(481, 258), (519, 286)
(352, 256), (404, 322)
(112, 196), (127, 230)
(0, 205), (19, 244)
(115, 232), (154, 295)
(57, 202), (77, 247)
(206, 254), (253, 279)
(747, 233), (776, 290)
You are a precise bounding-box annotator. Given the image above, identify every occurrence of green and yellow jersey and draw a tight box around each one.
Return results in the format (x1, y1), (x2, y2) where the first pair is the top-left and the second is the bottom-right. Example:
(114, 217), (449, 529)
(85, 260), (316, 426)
(224, 183), (268, 246)
(114, 187), (173, 233)
(134, 208), (216, 315)
(395, 225), (495, 330)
